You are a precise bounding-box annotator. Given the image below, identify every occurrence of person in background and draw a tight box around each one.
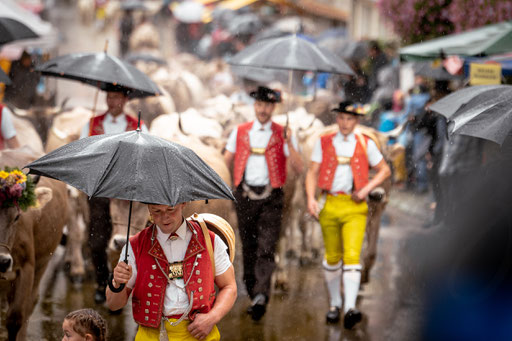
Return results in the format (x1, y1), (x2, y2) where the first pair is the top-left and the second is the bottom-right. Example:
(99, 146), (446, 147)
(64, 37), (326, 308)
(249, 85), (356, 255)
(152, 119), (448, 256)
(0, 104), (20, 149)
(3, 51), (40, 109)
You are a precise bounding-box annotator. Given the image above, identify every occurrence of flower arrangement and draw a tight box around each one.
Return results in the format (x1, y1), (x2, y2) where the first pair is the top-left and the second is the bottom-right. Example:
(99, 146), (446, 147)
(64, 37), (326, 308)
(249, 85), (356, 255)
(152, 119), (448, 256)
(0, 167), (36, 211)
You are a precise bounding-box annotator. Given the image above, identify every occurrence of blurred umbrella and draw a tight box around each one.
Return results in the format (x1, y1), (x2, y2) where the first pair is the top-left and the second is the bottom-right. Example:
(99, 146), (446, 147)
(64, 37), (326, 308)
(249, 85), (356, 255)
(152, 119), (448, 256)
(36, 52), (161, 98)
(25, 128), (234, 292)
(173, 0), (205, 23)
(414, 62), (464, 81)
(252, 27), (289, 43)
(0, 0), (58, 50)
(211, 7), (235, 28)
(121, 1), (148, 11)
(228, 34), (354, 75)
(230, 65), (288, 84)
(430, 85), (512, 145)
(0, 17), (39, 45)
(0, 68), (11, 85)
(125, 52), (167, 65)
(227, 13), (262, 36)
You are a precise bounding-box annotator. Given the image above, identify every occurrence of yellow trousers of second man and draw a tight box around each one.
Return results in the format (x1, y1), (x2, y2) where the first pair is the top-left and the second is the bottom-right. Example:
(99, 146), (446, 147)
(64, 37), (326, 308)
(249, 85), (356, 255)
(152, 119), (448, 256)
(135, 319), (220, 341)
(319, 194), (368, 266)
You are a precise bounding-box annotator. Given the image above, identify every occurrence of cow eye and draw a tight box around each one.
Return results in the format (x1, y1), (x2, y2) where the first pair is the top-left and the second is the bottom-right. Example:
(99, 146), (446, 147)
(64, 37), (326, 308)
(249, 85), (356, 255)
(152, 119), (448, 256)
(14, 214), (20, 222)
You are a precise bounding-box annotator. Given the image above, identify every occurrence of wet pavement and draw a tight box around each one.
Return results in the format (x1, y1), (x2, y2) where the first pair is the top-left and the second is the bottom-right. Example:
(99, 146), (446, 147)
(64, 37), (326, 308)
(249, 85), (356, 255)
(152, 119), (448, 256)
(1, 190), (431, 340)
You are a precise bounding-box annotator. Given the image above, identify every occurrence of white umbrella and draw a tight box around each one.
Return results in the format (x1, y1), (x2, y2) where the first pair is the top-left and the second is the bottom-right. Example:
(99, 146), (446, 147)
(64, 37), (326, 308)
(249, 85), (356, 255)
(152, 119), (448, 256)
(173, 1), (205, 24)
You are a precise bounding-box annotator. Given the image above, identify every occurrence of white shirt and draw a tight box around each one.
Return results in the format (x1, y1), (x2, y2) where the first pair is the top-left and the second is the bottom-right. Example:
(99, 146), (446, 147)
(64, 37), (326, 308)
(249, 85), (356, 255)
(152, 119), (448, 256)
(119, 219), (231, 316)
(225, 120), (299, 186)
(1, 106), (17, 140)
(79, 113), (148, 139)
(311, 132), (383, 194)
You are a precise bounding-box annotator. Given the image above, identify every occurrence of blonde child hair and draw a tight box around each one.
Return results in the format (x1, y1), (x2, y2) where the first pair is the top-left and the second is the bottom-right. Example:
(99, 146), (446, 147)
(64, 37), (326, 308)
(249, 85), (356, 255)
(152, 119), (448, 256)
(64, 308), (108, 341)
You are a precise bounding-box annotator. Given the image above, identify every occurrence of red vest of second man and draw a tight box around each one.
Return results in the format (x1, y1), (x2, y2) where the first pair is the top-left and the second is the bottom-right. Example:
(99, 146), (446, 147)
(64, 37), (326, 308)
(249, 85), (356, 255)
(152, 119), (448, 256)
(88, 113), (139, 136)
(233, 121), (287, 188)
(317, 132), (370, 192)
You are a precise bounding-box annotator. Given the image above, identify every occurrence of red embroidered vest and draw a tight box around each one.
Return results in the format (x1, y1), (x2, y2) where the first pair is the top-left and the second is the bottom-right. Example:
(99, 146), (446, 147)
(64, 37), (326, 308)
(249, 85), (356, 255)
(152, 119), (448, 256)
(317, 132), (370, 192)
(0, 104), (4, 150)
(88, 113), (140, 136)
(130, 220), (216, 328)
(233, 121), (287, 188)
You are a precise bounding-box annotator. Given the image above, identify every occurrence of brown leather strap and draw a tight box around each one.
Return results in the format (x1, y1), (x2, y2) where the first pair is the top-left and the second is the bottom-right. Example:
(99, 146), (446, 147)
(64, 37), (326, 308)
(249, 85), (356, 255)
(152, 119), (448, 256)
(196, 215), (216, 276)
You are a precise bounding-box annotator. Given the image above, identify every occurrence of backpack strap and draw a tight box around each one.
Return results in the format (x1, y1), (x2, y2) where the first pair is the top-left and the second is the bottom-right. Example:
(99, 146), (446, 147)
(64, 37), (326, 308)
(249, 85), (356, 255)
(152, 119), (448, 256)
(194, 215), (216, 276)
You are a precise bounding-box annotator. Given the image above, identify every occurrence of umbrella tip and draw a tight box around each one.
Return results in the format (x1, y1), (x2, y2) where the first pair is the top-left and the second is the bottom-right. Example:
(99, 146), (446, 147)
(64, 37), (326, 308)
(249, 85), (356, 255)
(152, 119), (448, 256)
(137, 110), (142, 131)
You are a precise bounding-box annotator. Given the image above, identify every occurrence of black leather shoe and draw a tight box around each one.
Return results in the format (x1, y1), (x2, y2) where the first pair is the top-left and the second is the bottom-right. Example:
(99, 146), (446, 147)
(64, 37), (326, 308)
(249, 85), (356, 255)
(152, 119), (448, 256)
(250, 294), (266, 321)
(326, 306), (340, 323)
(94, 287), (106, 304)
(343, 309), (362, 329)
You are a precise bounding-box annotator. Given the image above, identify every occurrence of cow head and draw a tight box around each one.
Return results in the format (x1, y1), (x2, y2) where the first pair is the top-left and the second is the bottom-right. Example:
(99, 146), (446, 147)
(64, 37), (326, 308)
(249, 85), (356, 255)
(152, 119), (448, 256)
(0, 186), (53, 276)
(109, 199), (149, 252)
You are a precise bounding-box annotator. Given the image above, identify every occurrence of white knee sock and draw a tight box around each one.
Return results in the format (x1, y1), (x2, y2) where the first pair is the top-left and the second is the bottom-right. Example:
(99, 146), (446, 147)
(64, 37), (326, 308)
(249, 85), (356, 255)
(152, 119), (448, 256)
(323, 260), (342, 308)
(343, 264), (362, 313)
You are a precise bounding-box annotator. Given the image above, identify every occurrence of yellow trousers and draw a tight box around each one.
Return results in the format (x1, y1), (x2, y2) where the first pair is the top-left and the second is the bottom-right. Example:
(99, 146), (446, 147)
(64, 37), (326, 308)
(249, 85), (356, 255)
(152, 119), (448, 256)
(135, 319), (220, 341)
(319, 194), (367, 266)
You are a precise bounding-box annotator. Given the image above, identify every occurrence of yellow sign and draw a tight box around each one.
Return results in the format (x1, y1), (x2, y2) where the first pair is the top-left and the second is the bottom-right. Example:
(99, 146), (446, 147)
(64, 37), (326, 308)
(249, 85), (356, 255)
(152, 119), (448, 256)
(470, 63), (502, 85)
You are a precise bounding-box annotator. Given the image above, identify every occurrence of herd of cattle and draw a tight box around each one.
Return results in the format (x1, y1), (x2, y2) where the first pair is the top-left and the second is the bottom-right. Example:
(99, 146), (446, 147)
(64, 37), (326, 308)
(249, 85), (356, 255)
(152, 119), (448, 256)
(0, 23), (401, 340)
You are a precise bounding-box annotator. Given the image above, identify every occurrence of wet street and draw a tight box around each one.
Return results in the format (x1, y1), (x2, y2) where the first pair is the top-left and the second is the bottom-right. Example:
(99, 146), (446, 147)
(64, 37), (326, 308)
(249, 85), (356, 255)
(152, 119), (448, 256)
(1, 191), (430, 341)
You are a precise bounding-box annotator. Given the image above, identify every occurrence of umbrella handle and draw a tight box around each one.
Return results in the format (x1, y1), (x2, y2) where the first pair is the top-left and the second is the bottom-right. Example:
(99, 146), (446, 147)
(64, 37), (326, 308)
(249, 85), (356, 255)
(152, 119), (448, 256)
(108, 272), (126, 293)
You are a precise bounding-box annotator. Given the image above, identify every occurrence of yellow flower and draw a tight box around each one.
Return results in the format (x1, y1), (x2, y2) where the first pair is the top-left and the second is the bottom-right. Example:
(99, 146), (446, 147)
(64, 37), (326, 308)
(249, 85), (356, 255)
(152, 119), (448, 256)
(11, 170), (26, 183)
(0, 171), (8, 179)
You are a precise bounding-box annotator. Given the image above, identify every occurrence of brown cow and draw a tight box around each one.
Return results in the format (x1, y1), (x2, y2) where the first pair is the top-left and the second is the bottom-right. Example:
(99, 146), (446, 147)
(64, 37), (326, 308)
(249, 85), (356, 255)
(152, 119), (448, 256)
(0, 150), (69, 341)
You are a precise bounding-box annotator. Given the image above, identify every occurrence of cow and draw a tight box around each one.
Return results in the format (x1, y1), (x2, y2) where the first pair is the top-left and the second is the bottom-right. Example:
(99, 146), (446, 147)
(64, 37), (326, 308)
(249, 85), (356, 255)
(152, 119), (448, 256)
(0, 149), (69, 341)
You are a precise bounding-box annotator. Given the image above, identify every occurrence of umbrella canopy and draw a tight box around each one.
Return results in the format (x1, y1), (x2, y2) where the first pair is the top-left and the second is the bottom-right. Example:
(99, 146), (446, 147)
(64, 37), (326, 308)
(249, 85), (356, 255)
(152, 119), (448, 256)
(228, 34), (354, 75)
(0, 68), (11, 85)
(429, 85), (512, 145)
(173, 1), (205, 23)
(25, 130), (234, 205)
(0, 0), (58, 50)
(227, 13), (262, 36)
(414, 62), (464, 81)
(125, 52), (167, 65)
(0, 17), (39, 45)
(36, 52), (161, 98)
(400, 21), (512, 62)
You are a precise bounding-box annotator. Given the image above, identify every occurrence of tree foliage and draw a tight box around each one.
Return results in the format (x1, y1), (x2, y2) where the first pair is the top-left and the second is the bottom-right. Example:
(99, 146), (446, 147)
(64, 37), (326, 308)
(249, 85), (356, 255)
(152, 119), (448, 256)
(378, 0), (512, 44)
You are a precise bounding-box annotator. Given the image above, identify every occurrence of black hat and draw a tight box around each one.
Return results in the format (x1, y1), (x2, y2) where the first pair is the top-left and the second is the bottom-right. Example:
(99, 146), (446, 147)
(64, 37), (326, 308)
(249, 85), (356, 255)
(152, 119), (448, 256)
(249, 86), (282, 103)
(331, 101), (370, 116)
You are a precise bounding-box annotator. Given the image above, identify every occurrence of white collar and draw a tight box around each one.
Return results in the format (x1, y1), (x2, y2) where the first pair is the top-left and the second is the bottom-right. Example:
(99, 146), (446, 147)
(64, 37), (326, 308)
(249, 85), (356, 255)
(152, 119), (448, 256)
(336, 131), (356, 142)
(104, 113), (126, 123)
(156, 218), (187, 240)
(253, 120), (272, 131)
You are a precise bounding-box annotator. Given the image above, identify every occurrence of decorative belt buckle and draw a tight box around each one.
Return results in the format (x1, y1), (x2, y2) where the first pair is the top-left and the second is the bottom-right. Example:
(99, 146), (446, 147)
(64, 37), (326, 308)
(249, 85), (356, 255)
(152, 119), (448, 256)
(168, 261), (184, 280)
(250, 147), (266, 155)
(337, 156), (351, 165)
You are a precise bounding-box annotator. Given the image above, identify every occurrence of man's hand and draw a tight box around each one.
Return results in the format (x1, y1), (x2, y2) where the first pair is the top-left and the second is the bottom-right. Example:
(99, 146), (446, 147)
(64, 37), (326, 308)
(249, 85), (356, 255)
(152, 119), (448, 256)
(113, 261), (132, 287)
(307, 198), (320, 219)
(351, 189), (368, 203)
(187, 313), (216, 340)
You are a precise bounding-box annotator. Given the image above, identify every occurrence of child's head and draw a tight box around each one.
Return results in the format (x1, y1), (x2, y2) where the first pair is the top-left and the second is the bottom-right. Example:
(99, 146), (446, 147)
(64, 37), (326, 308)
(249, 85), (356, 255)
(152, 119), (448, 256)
(62, 309), (107, 341)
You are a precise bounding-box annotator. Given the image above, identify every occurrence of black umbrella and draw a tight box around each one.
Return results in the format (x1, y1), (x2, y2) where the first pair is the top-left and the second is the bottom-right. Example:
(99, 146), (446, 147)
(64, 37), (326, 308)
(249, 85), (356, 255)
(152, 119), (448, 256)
(0, 68), (11, 85)
(227, 13), (262, 37)
(429, 85), (512, 145)
(25, 127), (234, 291)
(36, 52), (161, 98)
(0, 17), (39, 45)
(228, 34), (354, 75)
(414, 62), (464, 81)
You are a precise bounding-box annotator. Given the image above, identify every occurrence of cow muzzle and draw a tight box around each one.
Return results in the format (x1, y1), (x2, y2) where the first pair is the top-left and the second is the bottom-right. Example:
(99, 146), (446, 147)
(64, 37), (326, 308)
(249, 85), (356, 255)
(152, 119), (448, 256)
(0, 253), (13, 273)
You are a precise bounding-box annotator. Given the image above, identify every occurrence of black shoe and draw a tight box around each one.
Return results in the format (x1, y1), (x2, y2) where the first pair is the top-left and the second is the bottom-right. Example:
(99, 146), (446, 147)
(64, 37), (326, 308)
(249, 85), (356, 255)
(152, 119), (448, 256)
(250, 294), (266, 321)
(343, 309), (362, 329)
(326, 306), (340, 323)
(94, 287), (106, 304)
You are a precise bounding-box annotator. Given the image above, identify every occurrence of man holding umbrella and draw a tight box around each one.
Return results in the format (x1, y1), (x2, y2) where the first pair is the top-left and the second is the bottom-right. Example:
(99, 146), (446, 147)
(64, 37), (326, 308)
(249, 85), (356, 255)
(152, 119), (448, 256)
(223, 86), (303, 321)
(106, 202), (236, 340)
(305, 101), (390, 328)
(80, 89), (148, 304)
